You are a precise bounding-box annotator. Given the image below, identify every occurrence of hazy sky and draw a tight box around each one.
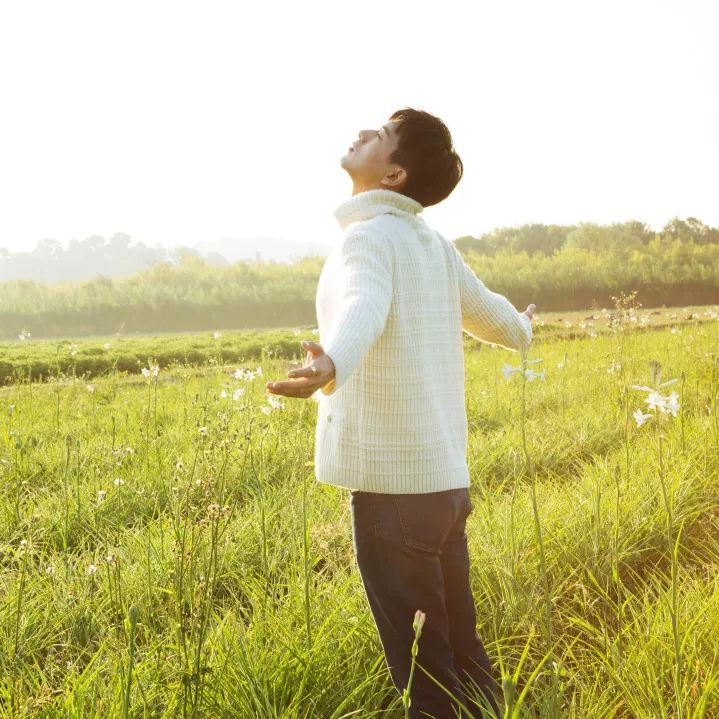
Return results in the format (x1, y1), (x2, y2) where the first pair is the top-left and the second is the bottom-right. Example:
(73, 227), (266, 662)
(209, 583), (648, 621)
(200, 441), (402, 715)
(1, 0), (717, 254)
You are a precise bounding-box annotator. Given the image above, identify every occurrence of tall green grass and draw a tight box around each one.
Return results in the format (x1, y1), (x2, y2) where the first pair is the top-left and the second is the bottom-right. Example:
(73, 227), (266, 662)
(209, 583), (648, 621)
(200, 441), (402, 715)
(0, 313), (717, 717)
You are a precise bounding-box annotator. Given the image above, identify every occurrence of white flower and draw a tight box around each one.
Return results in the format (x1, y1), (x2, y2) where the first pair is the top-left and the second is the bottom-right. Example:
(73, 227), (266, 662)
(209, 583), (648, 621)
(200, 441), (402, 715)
(633, 408), (653, 427)
(260, 406), (272, 415)
(113, 478), (124, 487)
(232, 388), (245, 401)
(665, 391), (680, 417)
(268, 394), (284, 409)
(213, 331), (222, 339)
(103, 343), (112, 350)
(645, 391), (665, 412)
(219, 389), (228, 398)
(501, 363), (522, 380)
(630, 375), (680, 422)
(86, 384), (95, 393)
(233, 368), (255, 381)
(45, 564), (55, 574)
(97, 490), (107, 502)
(502, 357), (543, 380)
(255, 366), (263, 377)
(141, 364), (160, 378)
(88, 564), (98, 575)
(18, 329), (31, 341)
(198, 426), (208, 435)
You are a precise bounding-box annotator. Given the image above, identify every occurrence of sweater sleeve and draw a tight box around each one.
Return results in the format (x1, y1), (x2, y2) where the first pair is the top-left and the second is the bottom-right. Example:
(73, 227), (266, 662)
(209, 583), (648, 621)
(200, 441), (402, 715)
(320, 230), (393, 396)
(446, 238), (532, 353)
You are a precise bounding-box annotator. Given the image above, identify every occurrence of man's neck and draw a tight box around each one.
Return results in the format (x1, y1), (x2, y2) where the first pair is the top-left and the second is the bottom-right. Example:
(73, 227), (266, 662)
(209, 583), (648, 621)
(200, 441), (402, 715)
(351, 181), (382, 196)
(352, 180), (404, 196)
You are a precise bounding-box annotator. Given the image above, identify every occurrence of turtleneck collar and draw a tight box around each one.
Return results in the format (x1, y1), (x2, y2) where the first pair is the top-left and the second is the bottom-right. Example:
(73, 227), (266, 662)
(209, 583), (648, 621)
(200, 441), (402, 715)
(333, 189), (424, 231)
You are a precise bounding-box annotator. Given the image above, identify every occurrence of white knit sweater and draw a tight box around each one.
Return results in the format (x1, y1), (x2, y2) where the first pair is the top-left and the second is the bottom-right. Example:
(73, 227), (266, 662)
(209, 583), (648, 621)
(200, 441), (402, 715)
(313, 188), (532, 494)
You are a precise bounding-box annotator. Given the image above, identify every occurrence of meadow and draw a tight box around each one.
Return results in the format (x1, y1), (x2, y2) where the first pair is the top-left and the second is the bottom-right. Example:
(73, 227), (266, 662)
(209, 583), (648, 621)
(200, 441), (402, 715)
(1, 304), (718, 717)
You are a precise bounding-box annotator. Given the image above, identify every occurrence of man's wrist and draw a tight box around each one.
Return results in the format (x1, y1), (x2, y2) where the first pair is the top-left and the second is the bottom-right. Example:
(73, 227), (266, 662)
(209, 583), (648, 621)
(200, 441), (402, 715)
(321, 355), (337, 395)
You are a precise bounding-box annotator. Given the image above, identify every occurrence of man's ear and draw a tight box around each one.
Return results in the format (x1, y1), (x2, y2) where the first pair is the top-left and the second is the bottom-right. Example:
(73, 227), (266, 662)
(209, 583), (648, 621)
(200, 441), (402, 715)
(381, 165), (407, 190)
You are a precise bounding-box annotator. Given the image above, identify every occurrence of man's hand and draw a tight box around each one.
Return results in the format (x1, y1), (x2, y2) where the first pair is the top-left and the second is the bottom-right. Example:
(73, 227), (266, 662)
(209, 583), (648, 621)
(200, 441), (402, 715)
(523, 303), (537, 321)
(265, 340), (336, 399)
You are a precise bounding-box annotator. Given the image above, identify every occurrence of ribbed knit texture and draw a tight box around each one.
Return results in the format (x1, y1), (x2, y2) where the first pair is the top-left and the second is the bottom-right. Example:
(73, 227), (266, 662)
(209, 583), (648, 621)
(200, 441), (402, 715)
(313, 188), (533, 494)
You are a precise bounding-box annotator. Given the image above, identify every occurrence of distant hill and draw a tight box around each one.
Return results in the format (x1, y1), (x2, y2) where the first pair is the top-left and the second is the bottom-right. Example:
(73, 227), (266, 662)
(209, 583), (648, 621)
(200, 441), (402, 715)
(193, 236), (330, 264)
(0, 232), (331, 284)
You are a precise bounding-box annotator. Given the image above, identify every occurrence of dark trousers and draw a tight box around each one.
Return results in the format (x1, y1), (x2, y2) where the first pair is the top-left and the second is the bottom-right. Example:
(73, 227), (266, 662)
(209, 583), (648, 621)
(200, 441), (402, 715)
(350, 488), (501, 719)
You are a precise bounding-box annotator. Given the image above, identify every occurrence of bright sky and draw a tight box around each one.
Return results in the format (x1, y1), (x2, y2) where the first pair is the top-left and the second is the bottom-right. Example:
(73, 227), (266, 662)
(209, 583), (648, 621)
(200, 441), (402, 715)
(1, 0), (717, 254)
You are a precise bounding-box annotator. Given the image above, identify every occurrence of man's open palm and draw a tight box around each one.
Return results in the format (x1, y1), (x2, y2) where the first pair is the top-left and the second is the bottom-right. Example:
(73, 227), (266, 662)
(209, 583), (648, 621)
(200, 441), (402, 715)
(266, 340), (336, 399)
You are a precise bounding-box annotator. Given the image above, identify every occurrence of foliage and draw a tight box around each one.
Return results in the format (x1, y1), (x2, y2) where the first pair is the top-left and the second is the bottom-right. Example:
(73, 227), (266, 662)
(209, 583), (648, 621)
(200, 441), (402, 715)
(0, 315), (717, 715)
(2, 220), (719, 338)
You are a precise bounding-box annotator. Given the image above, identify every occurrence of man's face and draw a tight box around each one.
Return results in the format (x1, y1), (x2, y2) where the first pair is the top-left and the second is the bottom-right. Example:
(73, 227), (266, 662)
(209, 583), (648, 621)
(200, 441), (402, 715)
(340, 120), (406, 193)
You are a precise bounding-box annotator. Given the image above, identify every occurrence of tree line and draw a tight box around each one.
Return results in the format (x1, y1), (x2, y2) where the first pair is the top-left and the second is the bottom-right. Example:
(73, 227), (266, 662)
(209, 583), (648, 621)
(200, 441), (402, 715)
(1, 218), (718, 340)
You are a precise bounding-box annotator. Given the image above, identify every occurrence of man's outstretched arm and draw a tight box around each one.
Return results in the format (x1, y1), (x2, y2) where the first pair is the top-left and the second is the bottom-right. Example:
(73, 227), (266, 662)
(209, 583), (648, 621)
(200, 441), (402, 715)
(320, 230), (393, 395)
(265, 229), (393, 399)
(445, 237), (534, 353)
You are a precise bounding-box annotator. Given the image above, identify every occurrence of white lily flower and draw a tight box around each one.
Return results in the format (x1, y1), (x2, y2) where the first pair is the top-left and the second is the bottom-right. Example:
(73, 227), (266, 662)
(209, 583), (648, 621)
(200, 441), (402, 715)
(232, 388), (245, 401)
(501, 363), (522, 379)
(267, 394), (284, 409)
(633, 408), (653, 427)
(645, 391), (666, 411)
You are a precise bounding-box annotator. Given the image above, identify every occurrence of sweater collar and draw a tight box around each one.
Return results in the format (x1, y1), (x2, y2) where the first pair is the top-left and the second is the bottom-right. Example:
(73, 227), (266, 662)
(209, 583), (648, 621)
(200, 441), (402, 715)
(333, 189), (423, 230)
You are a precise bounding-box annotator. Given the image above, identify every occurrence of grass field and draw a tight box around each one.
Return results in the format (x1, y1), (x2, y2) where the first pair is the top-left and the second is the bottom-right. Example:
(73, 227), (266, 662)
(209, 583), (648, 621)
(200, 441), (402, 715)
(0, 305), (718, 717)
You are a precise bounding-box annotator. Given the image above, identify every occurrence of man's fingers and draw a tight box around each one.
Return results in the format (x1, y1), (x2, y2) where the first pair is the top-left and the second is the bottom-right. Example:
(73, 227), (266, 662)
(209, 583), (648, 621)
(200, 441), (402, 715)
(287, 366), (316, 379)
(266, 378), (318, 398)
(301, 340), (324, 355)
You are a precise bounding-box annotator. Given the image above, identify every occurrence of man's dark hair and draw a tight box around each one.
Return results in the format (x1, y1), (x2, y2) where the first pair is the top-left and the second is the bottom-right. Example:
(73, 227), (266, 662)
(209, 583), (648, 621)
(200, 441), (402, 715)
(388, 107), (463, 207)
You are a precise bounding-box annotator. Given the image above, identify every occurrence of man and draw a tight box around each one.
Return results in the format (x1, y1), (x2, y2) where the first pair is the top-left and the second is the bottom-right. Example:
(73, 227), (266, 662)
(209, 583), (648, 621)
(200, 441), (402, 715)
(266, 107), (535, 718)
